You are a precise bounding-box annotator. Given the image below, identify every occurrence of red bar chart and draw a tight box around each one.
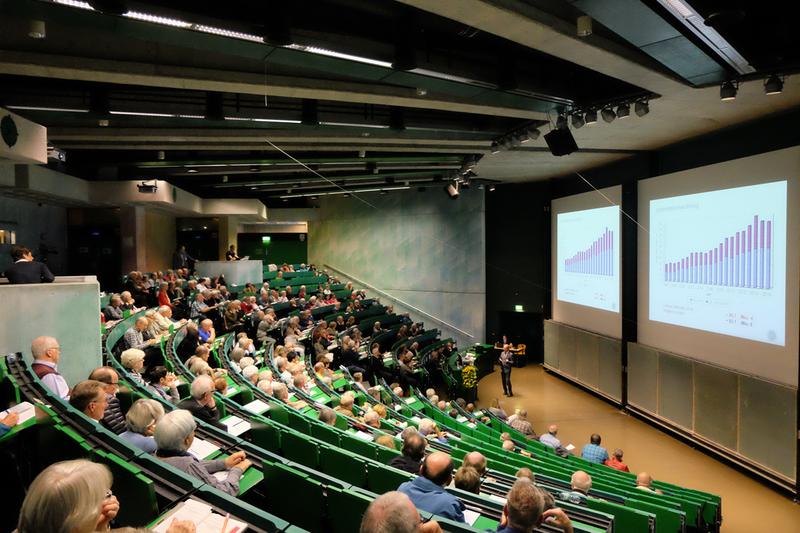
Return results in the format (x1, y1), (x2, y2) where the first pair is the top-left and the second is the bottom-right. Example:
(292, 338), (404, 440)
(565, 228), (614, 276)
(663, 215), (774, 289)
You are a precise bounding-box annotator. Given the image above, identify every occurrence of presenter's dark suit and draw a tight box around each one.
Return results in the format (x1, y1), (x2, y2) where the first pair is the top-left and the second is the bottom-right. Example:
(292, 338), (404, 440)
(3, 260), (55, 284)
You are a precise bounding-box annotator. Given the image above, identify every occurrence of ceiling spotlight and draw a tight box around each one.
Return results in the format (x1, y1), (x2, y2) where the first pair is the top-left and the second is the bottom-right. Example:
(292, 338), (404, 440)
(250, 166), (260, 172)
(490, 141), (500, 154)
(616, 103), (630, 119)
(584, 110), (598, 125)
(186, 169), (198, 173)
(720, 80), (738, 101)
(98, 119), (110, 127)
(556, 113), (568, 130)
(358, 149), (366, 158)
(571, 113), (585, 129)
(577, 15), (592, 37)
(310, 196), (318, 200)
(222, 175), (229, 183)
(28, 20), (46, 39)
(764, 74), (784, 95)
(601, 107), (616, 123)
(415, 87), (428, 96)
(635, 100), (649, 117)
(488, 185), (496, 192)
(445, 181), (460, 199)
(156, 150), (165, 160)
(379, 190), (388, 195)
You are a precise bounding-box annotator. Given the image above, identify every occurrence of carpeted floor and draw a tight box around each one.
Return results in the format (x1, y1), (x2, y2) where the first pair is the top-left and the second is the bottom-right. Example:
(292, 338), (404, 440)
(474, 364), (800, 533)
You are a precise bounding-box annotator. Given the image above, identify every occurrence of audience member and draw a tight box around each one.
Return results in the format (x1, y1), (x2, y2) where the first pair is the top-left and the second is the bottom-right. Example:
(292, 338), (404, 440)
(145, 366), (181, 403)
(120, 398), (165, 453)
(363, 409), (381, 429)
(359, 491), (442, 533)
(124, 317), (157, 351)
(155, 410), (251, 496)
(497, 479), (573, 533)
(539, 424), (570, 456)
(488, 398), (508, 420)
(88, 366), (125, 434)
(177, 323), (200, 362)
(454, 465), (481, 494)
(397, 451), (465, 522)
(508, 409), (537, 439)
(374, 434), (397, 450)
(3, 245), (54, 284)
(515, 467), (535, 482)
(198, 319), (216, 344)
(31, 336), (69, 399)
(318, 406), (337, 426)
(103, 295), (124, 322)
(605, 449), (630, 472)
(581, 433), (610, 464)
(335, 391), (356, 418)
(389, 432), (427, 473)
(635, 472), (663, 494)
(559, 471), (592, 504)
(418, 418), (447, 443)
(177, 375), (225, 430)
(121, 348), (146, 385)
(69, 380), (108, 421)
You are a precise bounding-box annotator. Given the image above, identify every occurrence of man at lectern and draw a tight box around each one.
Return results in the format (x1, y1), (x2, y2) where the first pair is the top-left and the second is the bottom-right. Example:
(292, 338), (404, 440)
(225, 244), (240, 261)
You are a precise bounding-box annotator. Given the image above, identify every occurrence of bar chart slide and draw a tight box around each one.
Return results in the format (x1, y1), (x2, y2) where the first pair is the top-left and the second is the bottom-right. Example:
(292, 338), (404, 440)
(564, 228), (614, 276)
(557, 205), (620, 313)
(649, 180), (787, 346)
(663, 215), (773, 289)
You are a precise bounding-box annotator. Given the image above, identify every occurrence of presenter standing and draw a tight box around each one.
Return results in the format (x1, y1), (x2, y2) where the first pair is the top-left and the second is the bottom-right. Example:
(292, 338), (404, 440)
(225, 245), (240, 261)
(499, 344), (514, 397)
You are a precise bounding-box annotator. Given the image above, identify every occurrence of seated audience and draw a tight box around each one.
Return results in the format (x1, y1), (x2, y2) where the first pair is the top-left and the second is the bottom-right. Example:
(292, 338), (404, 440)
(508, 409), (537, 439)
(120, 398), (165, 453)
(318, 406), (337, 426)
(0, 410), (19, 437)
(488, 398), (508, 420)
(69, 380), (108, 421)
(145, 366), (181, 403)
(498, 479), (573, 533)
(418, 418), (447, 443)
(397, 451), (465, 522)
(177, 375), (225, 430)
(198, 319), (216, 344)
(334, 391), (356, 418)
(271, 382), (307, 409)
(176, 323), (200, 362)
(581, 433), (610, 464)
(155, 410), (251, 496)
(363, 410), (381, 429)
(515, 467), (535, 482)
(559, 471), (592, 504)
(635, 472), (664, 494)
(31, 335), (70, 399)
(454, 465), (482, 494)
(359, 491), (442, 533)
(605, 448), (630, 472)
(374, 434), (397, 450)
(389, 431), (427, 474)
(462, 451), (488, 479)
(103, 295), (124, 322)
(88, 366), (125, 434)
(121, 348), (146, 385)
(124, 317), (156, 350)
(539, 424), (570, 456)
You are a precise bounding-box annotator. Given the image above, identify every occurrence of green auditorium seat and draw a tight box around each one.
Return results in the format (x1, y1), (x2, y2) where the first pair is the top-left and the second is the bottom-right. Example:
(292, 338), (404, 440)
(340, 432), (377, 459)
(263, 463), (326, 531)
(366, 461), (413, 494)
(319, 445), (368, 487)
(375, 443), (401, 463)
(586, 499), (655, 533)
(94, 449), (159, 528)
(310, 422), (341, 447)
(325, 486), (373, 533)
(281, 429), (320, 468)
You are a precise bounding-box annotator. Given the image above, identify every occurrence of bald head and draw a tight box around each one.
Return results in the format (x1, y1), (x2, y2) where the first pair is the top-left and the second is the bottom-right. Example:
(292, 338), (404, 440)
(502, 439), (515, 451)
(421, 451), (454, 487)
(636, 472), (653, 488)
(548, 424), (558, 435)
(463, 451), (487, 475)
(359, 491), (419, 533)
(31, 336), (60, 362)
(571, 470), (592, 493)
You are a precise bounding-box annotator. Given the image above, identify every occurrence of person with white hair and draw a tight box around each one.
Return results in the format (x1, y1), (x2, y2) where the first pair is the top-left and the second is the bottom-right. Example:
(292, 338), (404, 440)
(335, 391), (356, 418)
(425, 388), (436, 399)
(198, 319), (216, 344)
(429, 394), (439, 405)
(436, 400), (447, 411)
(189, 359), (213, 377)
(272, 382), (307, 409)
(418, 419), (448, 443)
(359, 491), (443, 533)
(124, 316), (158, 351)
(120, 398), (165, 453)
(559, 471), (592, 504)
(256, 379), (273, 395)
(30, 335), (70, 399)
(120, 348), (146, 385)
(318, 406), (337, 426)
(155, 410), (252, 496)
(242, 365), (260, 385)
(177, 375), (225, 430)
(363, 409), (381, 429)
(274, 356), (292, 385)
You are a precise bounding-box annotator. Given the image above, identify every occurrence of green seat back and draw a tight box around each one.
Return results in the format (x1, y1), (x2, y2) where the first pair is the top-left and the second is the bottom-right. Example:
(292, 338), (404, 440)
(95, 450), (159, 528)
(281, 430), (319, 468)
(326, 486), (373, 533)
(366, 462), (413, 494)
(319, 445), (368, 487)
(263, 463), (325, 531)
(309, 422), (341, 447)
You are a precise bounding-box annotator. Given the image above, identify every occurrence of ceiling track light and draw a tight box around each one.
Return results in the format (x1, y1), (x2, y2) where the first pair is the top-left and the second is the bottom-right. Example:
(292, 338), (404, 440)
(601, 107), (616, 123)
(635, 100), (650, 117)
(764, 74), (784, 95)
(571, 113), (585, 129)
(555, 114), (568, 130)
(28, 20), (46, 39)
(584, 110), (598, 125)
(616, 103), (630, 119)
(720, 80), (738, 101)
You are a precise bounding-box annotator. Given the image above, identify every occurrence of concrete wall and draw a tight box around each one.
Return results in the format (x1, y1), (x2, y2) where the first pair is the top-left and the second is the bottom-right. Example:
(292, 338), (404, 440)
(0, 275), (102, 388)
(0, 194), (68, 274)
(308, 189), (486, 348)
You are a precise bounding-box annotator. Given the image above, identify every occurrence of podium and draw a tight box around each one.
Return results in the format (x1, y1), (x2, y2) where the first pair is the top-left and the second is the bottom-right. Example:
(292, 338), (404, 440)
(196, 260), (263, 287)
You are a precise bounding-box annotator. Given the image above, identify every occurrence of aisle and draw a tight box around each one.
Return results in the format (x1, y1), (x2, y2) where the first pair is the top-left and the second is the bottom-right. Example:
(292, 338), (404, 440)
(475, 364), (800, 533)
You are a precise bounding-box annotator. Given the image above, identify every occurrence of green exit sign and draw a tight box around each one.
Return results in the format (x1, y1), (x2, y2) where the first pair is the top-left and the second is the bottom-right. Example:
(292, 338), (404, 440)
(514, 304), (524, 312)
(261, 236), (271, 244)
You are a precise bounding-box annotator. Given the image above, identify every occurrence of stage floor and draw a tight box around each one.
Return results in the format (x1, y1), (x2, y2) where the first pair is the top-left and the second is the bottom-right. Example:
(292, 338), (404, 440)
(476, 364), (800, 533)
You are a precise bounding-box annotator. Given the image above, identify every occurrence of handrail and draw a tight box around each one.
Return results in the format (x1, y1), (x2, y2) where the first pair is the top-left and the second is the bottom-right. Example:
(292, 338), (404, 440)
(322, 264), (476, 341)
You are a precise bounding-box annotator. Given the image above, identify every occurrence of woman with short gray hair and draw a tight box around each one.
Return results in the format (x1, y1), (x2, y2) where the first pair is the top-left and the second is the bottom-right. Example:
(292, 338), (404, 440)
(155, 410), (252, 496)
(120, 398), (165, 453)
(120, 348), (146, 385)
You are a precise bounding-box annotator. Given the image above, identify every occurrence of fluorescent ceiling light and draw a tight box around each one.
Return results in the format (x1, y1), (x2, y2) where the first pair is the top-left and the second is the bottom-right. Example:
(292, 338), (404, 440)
(664, 0), (693, 18)
(7, 105), (89, 113)
(409, 68), (496, 89)
(224, 116), (302, 124)
(280, 185), (410, 199)
(192, 24), (263, 42)
(285, 45), (392, 68)
(110, 110), (176, 117)
(123, 11), (192, 28)
(319, 121), (390, 129)
(52, 0), (94, 10)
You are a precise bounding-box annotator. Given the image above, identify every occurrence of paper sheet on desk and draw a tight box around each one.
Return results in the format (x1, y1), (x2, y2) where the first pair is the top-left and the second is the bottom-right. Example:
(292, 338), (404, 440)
(188, 437), (220, 460)
(222, 416), (252, 437)
(152, 498), (248, 533)
(242, 399), (270, 415)
(463, 509), (481, 526)
(0, 401), (35, 424)
(565, 443), (575, 451)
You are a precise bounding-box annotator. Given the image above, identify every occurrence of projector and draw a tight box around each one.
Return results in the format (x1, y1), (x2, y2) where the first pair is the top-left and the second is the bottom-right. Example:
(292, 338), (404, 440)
(137, 182), (158, 194)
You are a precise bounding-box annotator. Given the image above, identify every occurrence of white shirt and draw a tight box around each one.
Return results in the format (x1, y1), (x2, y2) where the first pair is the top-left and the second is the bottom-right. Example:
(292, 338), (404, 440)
(34, 359), (70, 399)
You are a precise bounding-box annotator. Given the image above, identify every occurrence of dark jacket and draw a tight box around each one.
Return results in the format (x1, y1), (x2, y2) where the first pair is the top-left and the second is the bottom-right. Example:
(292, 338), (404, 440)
(3, 260), (54, 284)
(177, 397), (226, 430)
(388, 454), (422, 474)
(102, 395), (127, 435)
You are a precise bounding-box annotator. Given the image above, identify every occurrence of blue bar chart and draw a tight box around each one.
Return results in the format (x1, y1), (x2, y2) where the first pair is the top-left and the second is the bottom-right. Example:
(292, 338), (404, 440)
(565, 228), (614, 276)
